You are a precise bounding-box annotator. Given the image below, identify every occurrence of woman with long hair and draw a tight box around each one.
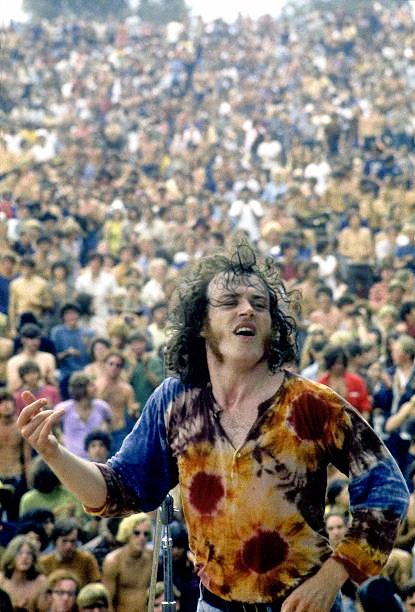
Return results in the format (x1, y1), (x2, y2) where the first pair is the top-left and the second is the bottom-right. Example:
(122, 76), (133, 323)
(0, 534), (47, 611)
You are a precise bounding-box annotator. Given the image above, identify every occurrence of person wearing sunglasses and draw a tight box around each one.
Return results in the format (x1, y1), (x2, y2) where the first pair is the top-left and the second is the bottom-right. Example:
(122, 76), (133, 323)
(102, 512), (152, 612)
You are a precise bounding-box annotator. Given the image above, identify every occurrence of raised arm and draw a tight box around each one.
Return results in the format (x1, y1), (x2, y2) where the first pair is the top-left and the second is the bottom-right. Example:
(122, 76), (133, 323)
(385, 398), (415, 433)
(17, 391), (108, 509)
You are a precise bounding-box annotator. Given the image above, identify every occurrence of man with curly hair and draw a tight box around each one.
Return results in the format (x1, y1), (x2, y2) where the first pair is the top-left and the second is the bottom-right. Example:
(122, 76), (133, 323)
(17, 241), (409, 611)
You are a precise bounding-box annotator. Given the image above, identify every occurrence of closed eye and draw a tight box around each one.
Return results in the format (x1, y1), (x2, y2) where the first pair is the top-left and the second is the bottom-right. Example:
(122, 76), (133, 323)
(252, 300), (267, 310)
(209, 298), (238, 308)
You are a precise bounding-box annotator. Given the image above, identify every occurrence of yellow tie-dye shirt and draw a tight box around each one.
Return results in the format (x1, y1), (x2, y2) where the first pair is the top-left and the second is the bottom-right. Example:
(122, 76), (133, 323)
(90, 372), (409, 604)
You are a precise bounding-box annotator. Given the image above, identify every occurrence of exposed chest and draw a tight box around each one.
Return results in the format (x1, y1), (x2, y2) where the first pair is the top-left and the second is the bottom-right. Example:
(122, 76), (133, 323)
(0, 425), (21, 452)
(98, 383), (127, 408)
(219, 408), (258, 449)
(117, 552), (152, 588)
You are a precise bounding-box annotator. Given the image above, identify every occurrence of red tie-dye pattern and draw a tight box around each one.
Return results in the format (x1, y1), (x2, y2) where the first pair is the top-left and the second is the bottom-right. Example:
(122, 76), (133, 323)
(189, 471), (225, 515)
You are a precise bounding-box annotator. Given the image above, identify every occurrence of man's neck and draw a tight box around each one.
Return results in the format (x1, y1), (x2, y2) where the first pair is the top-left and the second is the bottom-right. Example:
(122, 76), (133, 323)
(208, 359), (283, 412)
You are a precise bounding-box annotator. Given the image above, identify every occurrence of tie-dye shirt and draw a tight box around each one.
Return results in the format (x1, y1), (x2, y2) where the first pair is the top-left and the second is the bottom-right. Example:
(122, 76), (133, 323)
(87, 372), (409, 604)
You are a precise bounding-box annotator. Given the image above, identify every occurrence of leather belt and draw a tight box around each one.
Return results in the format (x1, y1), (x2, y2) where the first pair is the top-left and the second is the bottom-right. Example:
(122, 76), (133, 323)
(201, 585), (282, 612)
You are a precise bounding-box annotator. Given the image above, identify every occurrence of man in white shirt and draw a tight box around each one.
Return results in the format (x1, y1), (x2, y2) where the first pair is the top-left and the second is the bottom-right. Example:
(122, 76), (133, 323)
(75, 254), (118, 318)
(228, 187), (264, 243)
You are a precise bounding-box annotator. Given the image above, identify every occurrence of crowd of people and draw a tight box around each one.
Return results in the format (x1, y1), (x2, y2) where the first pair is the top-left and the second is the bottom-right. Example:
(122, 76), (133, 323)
(1, 1), (415, 610)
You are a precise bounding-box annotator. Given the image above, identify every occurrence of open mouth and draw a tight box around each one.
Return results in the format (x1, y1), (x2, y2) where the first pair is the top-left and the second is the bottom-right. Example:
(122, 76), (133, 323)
(234, 325), (256, 337)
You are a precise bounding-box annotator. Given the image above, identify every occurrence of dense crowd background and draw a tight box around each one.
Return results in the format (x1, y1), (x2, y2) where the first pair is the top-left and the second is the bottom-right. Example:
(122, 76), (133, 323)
(2, 2), (415, 610)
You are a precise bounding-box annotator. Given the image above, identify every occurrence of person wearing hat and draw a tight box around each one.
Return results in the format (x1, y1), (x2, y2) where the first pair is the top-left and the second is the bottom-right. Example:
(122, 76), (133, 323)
(13, 312), (57, 356)
(8, 256), (51, 335)
(51, 303), (95, 400)
(6, 323), (57, 393)
(77, 582), (110, 611)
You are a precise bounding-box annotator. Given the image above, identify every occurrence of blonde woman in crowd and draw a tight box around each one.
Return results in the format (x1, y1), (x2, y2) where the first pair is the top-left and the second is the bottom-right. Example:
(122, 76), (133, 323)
(0, 535), (47, 611)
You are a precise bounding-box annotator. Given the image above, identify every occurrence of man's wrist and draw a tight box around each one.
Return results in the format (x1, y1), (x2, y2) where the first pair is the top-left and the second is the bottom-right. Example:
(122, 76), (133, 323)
(319, 557), (349, 588)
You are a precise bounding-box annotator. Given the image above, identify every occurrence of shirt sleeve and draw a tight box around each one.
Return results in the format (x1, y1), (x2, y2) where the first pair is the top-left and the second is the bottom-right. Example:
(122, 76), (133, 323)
(328, 401), (409, 583)
(84, 378), (182, 517)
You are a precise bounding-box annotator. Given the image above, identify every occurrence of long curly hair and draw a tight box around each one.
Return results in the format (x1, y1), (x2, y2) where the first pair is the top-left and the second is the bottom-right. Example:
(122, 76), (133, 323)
(165, 241), (298, 387)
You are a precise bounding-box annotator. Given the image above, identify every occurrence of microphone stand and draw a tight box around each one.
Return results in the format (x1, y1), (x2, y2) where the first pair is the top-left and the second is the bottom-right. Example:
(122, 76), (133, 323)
(147, 495), (176, 612)
(160, 495), (176, 611)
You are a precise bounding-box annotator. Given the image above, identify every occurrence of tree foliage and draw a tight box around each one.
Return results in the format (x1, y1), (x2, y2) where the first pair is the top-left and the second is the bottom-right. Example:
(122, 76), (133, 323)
(23, 0), (130, 21)
(138, 0), (188, 25)
(282, 0), (407, 17)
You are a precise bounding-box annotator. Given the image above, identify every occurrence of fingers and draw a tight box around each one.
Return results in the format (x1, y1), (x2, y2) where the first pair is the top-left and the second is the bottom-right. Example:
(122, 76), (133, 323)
(17, 397), (49, 428)
(20, 408), (64, 437)
(19, 408), (64, 453)
(37, 410), (64, 448)
(21, 410), (64, 438)
(22, 390), (36, 404)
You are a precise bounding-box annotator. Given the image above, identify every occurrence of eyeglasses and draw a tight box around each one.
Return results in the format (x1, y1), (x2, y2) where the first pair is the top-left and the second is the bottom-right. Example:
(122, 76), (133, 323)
(133, 529), (152, 538)
(52, 590), (77, 597)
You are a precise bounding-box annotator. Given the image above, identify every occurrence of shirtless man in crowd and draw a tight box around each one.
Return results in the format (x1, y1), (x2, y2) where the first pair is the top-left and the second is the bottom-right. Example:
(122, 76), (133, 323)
(95, 351), (139, 453)
(102, 513), (153, 612)
(0, 390), (31, 520)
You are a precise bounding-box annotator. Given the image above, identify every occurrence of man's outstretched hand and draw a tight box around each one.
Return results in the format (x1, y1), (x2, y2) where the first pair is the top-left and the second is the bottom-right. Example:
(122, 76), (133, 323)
(17, 391), (64, 460)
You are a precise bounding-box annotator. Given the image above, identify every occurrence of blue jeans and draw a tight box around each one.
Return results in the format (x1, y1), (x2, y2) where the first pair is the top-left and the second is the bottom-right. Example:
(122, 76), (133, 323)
(197, 590), (343, 612)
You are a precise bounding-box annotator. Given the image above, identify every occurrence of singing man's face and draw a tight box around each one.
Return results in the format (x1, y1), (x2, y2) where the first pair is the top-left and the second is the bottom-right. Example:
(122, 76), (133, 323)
(202, 273), (272, 369)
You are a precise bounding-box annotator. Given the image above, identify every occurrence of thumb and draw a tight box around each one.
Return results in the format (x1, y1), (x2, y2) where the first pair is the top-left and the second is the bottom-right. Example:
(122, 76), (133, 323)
(22, 390), (37, 405)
